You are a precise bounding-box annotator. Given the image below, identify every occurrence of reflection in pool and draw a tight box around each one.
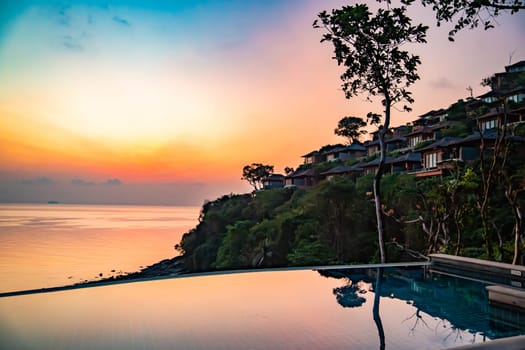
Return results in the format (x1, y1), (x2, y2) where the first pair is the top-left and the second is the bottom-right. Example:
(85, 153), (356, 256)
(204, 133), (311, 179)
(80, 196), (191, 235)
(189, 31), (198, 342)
(0, 267), (524, 349)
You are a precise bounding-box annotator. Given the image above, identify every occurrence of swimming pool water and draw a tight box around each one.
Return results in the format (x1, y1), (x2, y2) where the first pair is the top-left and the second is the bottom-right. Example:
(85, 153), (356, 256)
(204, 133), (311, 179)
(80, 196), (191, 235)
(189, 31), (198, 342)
(0, 267), (523, 349)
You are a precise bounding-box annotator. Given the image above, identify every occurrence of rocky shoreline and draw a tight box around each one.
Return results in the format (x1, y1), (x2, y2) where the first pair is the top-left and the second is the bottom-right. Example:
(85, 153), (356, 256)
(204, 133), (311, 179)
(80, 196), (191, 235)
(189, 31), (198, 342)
(0, 256), (188, 298)
(79, 255), (187, 286)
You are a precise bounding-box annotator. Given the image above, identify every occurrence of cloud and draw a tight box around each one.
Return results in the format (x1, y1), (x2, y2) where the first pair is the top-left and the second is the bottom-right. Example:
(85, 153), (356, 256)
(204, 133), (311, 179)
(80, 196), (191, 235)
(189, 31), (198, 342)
(71, 178), (95, 186)
(112, 16), (130, 26)
(57, 5), (72, 27)
(62, 35), (83, 51)
(103, 178), (122, 186)
(18, 177), (55, 185)
(429, 77), (456, 89)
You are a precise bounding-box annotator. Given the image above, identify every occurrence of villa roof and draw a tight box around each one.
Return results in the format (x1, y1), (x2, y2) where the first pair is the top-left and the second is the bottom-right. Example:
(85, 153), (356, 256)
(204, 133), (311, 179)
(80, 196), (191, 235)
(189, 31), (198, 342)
(362, 156), (395, 167)
(287, 168), (315, 178)
(506, 60), (525, 72)
(391, 152), (422, 164)
(301, 150), (320, 158)
(265, 174), (285, 180)
(417, 137), (462, 151)
(452, 131), (525, 145)
(321, 164), (364, 175)
(343, 143), (367, 151)
(406, 125), (435, 137)
(366, 135), (407, 146)
(323, 143), (367, 155)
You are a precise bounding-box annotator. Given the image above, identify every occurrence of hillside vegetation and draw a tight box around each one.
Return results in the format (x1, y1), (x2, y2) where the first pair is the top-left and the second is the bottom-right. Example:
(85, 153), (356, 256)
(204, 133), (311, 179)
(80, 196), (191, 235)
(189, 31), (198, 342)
(176, 163), (524, 272)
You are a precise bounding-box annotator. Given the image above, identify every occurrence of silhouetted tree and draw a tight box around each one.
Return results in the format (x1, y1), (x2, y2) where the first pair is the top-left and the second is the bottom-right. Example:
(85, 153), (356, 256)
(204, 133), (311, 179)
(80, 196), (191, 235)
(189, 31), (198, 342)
(241, 163), (274, 191)
(395, 0), (525, 40)
(334, 116), (367, 144)
(315, 4), (427, 262)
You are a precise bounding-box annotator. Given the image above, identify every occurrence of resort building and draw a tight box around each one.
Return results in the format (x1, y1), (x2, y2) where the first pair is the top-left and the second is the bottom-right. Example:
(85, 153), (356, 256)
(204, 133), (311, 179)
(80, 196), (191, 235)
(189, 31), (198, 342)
(266, 61), (525, 189)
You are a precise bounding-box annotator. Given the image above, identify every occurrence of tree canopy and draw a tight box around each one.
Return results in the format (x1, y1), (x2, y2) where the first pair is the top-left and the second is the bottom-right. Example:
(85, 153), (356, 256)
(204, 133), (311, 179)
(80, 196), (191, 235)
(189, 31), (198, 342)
(396, 0), (525, 40)
(315, 3), (428, 263)
(314, 4), (428, 109)
(241, 163), (274, 191)
(334, 116), (367, 144)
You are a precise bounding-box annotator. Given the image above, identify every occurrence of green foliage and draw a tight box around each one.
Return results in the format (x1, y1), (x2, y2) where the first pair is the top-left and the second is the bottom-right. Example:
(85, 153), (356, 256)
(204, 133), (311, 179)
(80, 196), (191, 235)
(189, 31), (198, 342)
(287, 238), (336, 266)
(414, 139), (433, 149)
(314, 4), (428, 110)
(315, 3), (428, 263)
(177, 142), (525, 271)
(216, 220), (253, 269)
(441, 122), (470, 138)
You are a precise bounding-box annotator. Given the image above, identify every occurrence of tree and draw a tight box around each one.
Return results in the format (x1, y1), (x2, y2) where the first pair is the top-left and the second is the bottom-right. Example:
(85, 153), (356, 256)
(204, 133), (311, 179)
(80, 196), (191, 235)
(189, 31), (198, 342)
(314, 4), (427, 262)
(395, 0), (524, 40)
(334, 116), (367, 144)
(241, 163), (274, 191)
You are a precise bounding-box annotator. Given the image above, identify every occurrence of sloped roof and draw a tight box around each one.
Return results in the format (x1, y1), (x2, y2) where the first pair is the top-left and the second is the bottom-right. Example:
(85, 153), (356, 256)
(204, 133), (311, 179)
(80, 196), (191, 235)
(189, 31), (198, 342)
(321, 164), (364, 175)
(506, 60), (525, 72)
(366, 135), (407, 146)
(417, 137), (462, 151)
(406, 125), (435, 137)
(265, 174), (285, 180)
(362, 156), (395, 167)
(344, 143), (367, 151)
(323, 143), (367, 155)
(287, 168), (315, 178)
(391, 152), (422, 164)
(301, 150), (320, 158)
(453, 131), (499, 145)
(416, 108), (447, 120)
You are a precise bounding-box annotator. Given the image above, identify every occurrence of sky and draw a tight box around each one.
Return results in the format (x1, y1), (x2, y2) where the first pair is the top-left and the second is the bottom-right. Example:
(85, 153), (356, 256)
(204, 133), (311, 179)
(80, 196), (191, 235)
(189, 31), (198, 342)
(0, 0), (524, 205)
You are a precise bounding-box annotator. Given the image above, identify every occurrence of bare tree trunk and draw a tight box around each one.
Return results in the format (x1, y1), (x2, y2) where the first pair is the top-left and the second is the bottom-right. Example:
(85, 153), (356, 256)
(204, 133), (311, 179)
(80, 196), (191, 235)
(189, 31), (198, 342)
(374, 98), (391, 263)
(512, 211), (522, 265)
(505, 188), (524, 265)
(454, 210), (463, 256)
(478, 101), (508, 260)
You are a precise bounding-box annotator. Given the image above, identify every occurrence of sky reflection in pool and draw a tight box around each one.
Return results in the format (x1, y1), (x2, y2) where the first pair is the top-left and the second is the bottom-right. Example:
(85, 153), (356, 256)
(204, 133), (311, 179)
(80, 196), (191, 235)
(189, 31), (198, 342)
(1, 267), (523, 349)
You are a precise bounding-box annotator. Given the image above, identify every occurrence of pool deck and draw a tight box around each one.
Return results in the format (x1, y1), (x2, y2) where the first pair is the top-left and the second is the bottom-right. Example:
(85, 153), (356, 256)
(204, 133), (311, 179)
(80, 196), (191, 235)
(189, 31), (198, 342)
(430, 253), (525, 287)
(486, 285), (525, 310)
(449, 334), (525, 349)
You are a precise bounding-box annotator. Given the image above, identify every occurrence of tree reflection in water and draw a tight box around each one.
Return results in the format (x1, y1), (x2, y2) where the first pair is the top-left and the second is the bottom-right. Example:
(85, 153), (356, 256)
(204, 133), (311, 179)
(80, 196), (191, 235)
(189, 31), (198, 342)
(373, 267), (385, 350)
(329, 268), (386, 349)
(322, 267), (525, 348)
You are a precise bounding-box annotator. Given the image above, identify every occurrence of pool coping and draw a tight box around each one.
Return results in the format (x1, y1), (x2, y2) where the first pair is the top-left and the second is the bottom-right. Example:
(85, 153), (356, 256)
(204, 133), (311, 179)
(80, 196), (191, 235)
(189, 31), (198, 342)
(0, 261), (430, 298)
(448, 334), (525, 349)
(430, 254), (525, 285)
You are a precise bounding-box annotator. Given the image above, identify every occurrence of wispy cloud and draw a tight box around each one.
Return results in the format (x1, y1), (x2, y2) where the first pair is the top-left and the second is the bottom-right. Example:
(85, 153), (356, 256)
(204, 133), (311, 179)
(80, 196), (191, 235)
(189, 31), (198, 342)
(57, 5), (72, 27)
(429, 77), (456, 90)
(62, 35), (83, 51)
(71, 178), (95, 186)
(103, 178), (122, 186)
(18, 176), (55, 185)
(112, 16), (130, 26)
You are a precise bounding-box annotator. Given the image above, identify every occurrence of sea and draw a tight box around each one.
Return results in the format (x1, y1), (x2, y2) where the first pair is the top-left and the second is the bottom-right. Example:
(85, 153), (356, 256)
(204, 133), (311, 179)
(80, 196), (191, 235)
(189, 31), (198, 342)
(0, 203), (201, 293)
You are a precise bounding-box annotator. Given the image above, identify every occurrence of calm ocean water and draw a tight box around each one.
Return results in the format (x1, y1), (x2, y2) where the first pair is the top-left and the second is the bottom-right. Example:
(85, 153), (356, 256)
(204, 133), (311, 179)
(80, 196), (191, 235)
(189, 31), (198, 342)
(0, 204), (200, 293)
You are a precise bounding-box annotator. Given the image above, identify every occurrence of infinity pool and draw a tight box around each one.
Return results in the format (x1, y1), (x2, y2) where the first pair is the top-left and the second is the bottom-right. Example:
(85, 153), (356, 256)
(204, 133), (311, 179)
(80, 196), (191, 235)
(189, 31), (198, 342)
(1, 266), (524, 349)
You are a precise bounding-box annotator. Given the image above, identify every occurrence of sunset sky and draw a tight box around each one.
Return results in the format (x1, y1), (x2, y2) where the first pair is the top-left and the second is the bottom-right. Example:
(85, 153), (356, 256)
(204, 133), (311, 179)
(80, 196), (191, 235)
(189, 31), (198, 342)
(0, 0), (524, 205)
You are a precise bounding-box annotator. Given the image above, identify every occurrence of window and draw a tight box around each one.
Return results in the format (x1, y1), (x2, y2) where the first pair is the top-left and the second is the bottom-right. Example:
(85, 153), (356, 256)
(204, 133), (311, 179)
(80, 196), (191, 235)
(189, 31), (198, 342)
(410, 135), (421, 147)
(481, 119), (497, 131)
(425, 152), (438, 168)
